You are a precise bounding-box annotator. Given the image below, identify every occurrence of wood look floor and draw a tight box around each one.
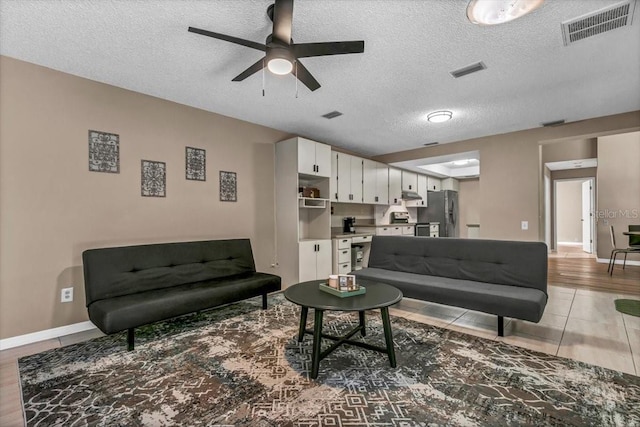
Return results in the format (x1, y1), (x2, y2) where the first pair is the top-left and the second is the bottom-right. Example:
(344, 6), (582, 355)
(1, 251), (639, 427)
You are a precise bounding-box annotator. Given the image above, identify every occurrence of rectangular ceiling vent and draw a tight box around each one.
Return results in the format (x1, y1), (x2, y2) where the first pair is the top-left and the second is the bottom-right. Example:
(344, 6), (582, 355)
(423, 142), (439, 146)
(450, 61), (487, 79)
(541, 119), (566, 127)
(562, 0), (637, 46)
(322, 110), (343, 119)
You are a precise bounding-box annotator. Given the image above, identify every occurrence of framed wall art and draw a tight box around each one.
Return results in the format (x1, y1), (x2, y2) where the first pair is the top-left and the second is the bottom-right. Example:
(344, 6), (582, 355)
(88, 130), (119, 173)
(219, 171), (237, 202)
(185, 146), (206, 181)
(141, 160), (166, 197)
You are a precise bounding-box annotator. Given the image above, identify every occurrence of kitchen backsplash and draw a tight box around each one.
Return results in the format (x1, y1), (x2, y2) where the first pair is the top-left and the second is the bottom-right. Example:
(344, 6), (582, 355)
(331, 202), (419, 227)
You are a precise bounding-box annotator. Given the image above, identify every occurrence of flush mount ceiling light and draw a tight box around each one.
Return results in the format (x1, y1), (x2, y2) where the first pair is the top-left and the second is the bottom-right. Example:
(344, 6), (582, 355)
(427, 111), (453, 123)
(467, 0), (545, 26)
(453, 159), (470, 166)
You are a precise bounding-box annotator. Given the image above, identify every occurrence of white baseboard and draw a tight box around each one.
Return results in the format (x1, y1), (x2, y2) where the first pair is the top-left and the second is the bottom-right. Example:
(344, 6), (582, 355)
(596, 258), (640, 267)
(0, 321), (97, 351)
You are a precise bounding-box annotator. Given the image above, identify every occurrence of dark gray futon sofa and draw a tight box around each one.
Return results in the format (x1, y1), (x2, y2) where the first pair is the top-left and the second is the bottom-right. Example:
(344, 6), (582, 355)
(82, 239), (281, 349)
(352, 236), (548, 336)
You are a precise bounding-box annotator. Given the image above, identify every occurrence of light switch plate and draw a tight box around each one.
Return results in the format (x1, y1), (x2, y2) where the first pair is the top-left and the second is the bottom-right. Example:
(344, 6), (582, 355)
(521, 221), (528, 230)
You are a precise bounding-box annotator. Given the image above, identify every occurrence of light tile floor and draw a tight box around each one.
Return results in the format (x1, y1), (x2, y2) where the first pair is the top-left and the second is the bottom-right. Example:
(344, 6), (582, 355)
(390, 284), (640, 376)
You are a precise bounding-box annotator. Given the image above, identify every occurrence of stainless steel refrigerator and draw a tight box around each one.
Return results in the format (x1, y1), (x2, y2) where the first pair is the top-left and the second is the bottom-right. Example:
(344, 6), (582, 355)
(418, 190), (459, 237)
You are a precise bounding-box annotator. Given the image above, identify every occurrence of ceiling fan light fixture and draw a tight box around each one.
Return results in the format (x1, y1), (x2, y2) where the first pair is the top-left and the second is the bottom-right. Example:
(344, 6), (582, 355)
(427, 110), (453, 123)
(266, 46), (295, 75)
(466, 0), (545, 26)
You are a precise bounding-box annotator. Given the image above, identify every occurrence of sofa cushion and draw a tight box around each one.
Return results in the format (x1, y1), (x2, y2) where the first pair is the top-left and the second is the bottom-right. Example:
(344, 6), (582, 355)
(88, 272), (281, 334)
(367, 236), (547, 294)
(353, 268), (547, 323)
(83, 239), (258, 305)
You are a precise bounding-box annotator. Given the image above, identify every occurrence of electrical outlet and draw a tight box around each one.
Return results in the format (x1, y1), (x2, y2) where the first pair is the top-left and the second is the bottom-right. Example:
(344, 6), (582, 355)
(521, 221), (529, 230)
(61, 287), (74, 303)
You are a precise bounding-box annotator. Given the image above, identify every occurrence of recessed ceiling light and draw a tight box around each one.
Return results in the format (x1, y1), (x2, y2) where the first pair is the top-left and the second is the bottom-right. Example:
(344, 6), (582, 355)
(466, 0), (545, 26)
(427, 111), (453, 123)
(453, 160), (470, 166)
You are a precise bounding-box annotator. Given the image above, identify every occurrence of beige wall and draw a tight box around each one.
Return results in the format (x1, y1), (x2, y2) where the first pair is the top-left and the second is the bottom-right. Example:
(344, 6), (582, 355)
(0, 56), (290, 339)
(555, 180), (583, 243)
(458, 178), (480, 238)
(596, 131), (640, 261)
(375, 112), (640, 243)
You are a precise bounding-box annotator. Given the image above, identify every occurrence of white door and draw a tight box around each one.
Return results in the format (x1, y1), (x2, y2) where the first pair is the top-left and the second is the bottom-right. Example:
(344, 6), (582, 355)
(316, 240), (333, 279)
(297, 138), (316, 175)
(350, 156), (363, 203)
(314, 142), (332, 177)
(362, 159), (377, 204)
(298, 241), (318, 282)
(337, 152), (352, 202)
(375, 163), (389, 204)
(581, 180), (593, 253)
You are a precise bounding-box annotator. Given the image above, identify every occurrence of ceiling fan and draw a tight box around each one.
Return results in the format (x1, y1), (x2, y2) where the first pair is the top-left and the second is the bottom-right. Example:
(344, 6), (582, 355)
(188, 0), (365, 92)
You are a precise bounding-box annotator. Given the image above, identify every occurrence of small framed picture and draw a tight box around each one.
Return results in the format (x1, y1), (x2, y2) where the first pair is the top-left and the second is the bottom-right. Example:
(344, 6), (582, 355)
(338, 274), (357, 291)
(141, 160), (166, 197)
(88, 130), (119, 173)
(185, 147), (206, 181)
(219, 171), (237, 202)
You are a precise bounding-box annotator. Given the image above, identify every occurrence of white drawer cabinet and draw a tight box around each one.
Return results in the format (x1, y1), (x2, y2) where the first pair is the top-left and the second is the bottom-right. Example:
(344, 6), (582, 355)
(402, 225), (415, 235)
(332, 237), (352, 274)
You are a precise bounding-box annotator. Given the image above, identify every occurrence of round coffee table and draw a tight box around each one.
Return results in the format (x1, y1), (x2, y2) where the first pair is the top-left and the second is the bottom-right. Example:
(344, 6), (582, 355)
(284, 279), (402, 379)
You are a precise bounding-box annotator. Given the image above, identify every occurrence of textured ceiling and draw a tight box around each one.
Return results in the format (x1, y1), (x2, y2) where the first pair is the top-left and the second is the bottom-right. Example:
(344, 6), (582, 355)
(1, 0), (639, 157)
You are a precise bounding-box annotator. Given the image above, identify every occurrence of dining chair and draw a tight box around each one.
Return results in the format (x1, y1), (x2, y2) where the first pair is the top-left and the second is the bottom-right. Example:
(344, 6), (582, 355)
(608, 225), (640, 275)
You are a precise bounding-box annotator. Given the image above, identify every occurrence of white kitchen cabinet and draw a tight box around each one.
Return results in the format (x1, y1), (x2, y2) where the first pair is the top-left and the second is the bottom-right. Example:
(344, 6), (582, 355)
(276, 137), (331, 288)
(299, 240), (332, 283)
(402, 225), (415, 235)
(441, 177), (460, 191)
(401, 170), (418, 192)
(377, 226), (402, 235)
(407, 174), (428, 207)
(427, 176), (442, 192)
(332, 237), (352, 274)
(335, 152), (363, 203)
(298, 137), (331, 177)
(388, 168), (402, 205)
(363, 159), (389, 205)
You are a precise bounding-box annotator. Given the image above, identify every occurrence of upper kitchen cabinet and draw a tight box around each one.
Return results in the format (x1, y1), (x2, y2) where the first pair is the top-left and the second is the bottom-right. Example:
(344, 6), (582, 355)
(334, 151), (363, 203)
(362, 159), (389, 205)
(401, 170), (418, 192)
(406, 174), (428, 207)
(388, 167), (402, 205)
(298, 137), (331, 177)
(427, 176), (442, 192)
(441, 177), (460, 191)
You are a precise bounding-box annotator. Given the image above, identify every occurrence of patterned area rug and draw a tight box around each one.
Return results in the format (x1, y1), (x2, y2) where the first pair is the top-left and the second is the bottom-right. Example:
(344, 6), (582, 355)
(19, 294), (640, 426)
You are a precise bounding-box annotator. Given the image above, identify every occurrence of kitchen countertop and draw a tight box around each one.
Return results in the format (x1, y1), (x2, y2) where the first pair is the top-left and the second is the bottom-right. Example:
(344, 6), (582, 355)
(332, 232), (375, 238)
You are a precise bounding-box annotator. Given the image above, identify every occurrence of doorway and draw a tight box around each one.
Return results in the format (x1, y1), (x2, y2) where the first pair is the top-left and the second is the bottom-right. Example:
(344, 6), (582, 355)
(553, 177), (595, 254)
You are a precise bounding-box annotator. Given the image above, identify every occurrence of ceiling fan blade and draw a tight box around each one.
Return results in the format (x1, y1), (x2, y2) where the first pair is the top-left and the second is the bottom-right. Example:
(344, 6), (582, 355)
(272, 0), (294, 44)
(188, 27), (266, 51)
(292, 41), (365, 58)
(232, 58), (267, 82)
(292, 60), (321, 92)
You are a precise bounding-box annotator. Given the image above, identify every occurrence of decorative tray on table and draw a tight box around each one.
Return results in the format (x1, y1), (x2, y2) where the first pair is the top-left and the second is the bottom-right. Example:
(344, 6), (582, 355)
(319, 274), (366, 298)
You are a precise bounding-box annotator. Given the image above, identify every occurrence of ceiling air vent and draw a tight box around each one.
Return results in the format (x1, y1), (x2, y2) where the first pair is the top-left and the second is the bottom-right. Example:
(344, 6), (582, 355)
(562, 0), (637, 46)
(423, 142), (439, 146)
(322, 111), (343, 119)
(541, 119), (566, 127)
(450, 61), (487, 79)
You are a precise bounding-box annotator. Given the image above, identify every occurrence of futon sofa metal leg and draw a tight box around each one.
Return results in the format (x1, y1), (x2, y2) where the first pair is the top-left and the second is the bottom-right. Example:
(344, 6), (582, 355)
(262, 293), (267, 309)
(497, 316), (504, 337)
(127, 328), (134, 351)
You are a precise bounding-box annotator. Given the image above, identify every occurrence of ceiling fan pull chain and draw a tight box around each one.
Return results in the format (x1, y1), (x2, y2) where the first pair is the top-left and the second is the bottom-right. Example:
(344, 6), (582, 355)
(262, 59), (265, 97)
